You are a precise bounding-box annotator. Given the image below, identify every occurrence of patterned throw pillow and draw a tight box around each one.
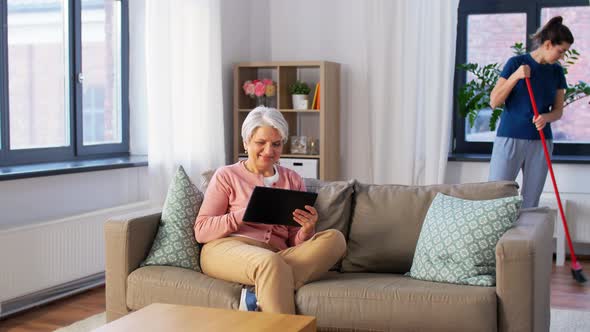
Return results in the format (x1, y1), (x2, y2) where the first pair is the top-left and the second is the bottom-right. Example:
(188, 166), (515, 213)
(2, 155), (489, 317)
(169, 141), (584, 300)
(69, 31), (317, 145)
(141, 166), (204, 271)
(408, 193), (522, 286)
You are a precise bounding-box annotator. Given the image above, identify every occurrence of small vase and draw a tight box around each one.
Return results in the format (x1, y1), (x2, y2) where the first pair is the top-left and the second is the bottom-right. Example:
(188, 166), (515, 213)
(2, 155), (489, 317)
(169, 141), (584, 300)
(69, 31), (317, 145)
(265, 95), (276, 108)
(256, 96), (266, 106)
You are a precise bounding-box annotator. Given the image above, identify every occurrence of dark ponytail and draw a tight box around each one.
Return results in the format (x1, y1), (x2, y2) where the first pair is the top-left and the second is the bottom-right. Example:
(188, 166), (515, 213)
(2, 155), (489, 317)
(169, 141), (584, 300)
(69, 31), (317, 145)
(530, 16), (574, 48)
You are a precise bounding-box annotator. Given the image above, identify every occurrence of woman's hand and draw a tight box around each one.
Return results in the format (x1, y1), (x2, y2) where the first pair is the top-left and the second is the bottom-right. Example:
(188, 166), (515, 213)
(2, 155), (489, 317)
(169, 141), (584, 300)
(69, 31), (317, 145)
(490, 65), (531, 109)
(293, 205), (318, 236)
(511, 64), (531, 80)
(533, 114), (549, 130)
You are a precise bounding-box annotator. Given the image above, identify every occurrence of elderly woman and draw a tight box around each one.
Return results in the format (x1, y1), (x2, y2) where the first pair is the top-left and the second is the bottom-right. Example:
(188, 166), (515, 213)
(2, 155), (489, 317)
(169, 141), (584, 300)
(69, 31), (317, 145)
(194, 106), (346, 314)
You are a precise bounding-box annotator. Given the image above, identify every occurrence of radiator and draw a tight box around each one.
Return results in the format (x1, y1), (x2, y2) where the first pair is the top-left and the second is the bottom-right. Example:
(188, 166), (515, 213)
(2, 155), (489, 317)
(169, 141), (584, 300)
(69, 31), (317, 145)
(571, 200), (590, 244)
(0, 201), (155, 313)
(539, 195), (590, 265)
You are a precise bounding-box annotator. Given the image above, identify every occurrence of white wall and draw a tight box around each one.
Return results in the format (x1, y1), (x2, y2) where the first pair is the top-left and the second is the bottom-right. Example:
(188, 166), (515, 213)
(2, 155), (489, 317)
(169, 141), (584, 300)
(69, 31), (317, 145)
(268, 0), (371, 181)
(0, 168), (149, 229)
(219, 0), (271, 163)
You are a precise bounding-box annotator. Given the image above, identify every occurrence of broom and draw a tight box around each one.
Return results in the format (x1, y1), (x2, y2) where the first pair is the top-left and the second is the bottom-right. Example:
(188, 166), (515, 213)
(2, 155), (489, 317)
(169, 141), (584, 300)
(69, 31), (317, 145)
(525, 77), (587, 283)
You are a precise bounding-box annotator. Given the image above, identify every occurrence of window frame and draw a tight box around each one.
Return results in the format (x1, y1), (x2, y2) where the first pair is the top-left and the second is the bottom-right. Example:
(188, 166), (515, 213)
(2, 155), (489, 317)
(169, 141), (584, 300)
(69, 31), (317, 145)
(453, 0), (590, 156)
(1, 0), (7, 164)
(0, 0), (130, 167)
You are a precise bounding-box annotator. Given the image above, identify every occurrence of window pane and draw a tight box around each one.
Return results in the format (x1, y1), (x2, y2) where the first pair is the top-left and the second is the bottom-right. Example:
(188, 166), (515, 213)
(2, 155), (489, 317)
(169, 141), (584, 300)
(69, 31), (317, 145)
(465, 13), (527, 142)
(82, 0), (122, 145)
(8, 0), (70, 149)
(541, 7), (590, 144)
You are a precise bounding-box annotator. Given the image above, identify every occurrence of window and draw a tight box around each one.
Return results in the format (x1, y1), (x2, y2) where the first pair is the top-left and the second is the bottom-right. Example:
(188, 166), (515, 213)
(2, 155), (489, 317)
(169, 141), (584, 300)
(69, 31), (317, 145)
(453, 0), (590, 156)
(0, 0), (129, 166)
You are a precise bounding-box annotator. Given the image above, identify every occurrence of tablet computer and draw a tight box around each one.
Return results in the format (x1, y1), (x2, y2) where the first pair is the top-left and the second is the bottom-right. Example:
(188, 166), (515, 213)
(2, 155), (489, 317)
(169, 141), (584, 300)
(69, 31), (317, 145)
(243, 186), (318, 227)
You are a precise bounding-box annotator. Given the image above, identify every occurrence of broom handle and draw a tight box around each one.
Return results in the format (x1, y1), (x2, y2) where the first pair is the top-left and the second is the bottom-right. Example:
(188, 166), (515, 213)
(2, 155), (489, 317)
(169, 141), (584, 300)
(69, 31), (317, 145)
(524, 77), (578, 266)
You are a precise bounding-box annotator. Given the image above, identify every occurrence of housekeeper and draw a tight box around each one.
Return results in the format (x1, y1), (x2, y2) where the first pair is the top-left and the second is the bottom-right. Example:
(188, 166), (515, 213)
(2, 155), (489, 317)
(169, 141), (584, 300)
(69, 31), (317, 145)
(488, 16), (573, 208)
(194, 106), (346, 314)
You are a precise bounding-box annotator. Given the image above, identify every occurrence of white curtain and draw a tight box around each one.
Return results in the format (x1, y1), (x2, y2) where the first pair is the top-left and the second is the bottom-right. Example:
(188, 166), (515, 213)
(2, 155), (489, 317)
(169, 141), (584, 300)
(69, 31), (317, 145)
(363, 0), (459, 185)
(135, 0), (226, 204)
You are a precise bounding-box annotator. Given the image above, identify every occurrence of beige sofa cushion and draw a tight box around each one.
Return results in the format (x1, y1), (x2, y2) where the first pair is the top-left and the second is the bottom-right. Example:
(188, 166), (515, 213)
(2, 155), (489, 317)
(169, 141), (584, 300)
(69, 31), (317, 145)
(127, 266), (242, 311)
(304, 178), (355, 238)
(341, 181), (519, 273)
(296, 272), (497, 332)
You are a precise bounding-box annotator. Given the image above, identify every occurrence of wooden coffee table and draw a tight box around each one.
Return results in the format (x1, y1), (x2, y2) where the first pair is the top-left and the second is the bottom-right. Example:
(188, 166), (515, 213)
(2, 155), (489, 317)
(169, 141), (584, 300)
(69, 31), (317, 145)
(94, 303), (316, 332)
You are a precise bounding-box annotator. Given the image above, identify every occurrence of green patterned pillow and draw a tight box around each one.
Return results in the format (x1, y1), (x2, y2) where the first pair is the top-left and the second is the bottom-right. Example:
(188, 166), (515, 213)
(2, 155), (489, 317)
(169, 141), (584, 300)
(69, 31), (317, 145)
(141, 166), (204, 271)
(408, 193), (522, 286)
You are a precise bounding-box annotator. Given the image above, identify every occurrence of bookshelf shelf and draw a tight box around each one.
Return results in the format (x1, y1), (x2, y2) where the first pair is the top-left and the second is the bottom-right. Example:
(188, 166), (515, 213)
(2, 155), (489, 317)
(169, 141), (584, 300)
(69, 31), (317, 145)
(238, 109), (322, 113)
(238, 153), (320, 159)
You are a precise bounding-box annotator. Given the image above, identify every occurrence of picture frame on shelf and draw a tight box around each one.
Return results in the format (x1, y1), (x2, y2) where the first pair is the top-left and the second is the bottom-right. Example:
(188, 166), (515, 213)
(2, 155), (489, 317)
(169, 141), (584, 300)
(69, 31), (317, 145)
(290, 136), (308, 154)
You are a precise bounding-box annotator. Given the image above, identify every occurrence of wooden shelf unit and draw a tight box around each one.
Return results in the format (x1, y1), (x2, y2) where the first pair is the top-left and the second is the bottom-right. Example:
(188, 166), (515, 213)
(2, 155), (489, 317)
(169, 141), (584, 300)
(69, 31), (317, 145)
(233, 61), (340, 180)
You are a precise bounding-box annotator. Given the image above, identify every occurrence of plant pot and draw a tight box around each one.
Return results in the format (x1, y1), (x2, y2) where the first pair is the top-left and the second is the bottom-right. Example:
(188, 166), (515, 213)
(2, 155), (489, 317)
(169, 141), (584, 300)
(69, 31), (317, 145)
(292, 94), (308, 110)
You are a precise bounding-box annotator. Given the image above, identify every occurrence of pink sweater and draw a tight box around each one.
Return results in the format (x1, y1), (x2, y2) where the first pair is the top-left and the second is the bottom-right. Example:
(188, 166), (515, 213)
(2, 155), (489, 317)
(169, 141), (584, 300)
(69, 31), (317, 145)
(194, 161), (314, 250)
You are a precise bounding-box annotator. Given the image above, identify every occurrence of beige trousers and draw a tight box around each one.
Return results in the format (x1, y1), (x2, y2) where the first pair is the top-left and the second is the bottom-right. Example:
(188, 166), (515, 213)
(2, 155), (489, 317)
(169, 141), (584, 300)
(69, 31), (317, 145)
(200, 229), (347, 314)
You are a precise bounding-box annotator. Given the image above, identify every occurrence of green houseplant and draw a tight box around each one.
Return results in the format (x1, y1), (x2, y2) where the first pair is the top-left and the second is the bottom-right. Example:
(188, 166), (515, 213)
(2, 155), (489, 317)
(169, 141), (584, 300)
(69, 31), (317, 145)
(290, 80), (311, 110)
(289, 80), (311, 95)
(457, 42), (590, 131)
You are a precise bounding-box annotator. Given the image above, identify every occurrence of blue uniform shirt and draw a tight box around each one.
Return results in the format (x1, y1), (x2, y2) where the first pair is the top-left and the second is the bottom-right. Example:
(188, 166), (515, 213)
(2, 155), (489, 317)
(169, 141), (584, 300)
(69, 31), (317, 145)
(496, 53), (567, 140)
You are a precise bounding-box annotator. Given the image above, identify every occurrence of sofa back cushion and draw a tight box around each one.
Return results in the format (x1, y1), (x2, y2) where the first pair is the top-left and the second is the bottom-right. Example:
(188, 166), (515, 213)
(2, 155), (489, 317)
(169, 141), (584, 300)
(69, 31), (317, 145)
(341, 181), (519, 273)
(304, 178), (355, 239)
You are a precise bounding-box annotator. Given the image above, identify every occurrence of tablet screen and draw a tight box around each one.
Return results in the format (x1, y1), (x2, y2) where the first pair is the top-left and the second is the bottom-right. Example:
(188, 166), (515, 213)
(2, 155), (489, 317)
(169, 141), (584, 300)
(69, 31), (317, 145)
(243, 186), (318, 227)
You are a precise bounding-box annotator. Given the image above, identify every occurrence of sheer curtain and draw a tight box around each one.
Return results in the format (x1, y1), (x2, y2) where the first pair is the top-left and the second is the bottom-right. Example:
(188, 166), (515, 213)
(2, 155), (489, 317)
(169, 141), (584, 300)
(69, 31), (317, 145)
(363, 0), (459, 185)
(134, 0), (226, 204)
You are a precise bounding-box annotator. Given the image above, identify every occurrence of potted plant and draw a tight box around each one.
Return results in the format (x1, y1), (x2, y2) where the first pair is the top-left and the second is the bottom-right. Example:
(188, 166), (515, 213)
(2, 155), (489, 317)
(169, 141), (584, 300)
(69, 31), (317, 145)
(289, 80), (311, 110)
(457, 42), (589, 131)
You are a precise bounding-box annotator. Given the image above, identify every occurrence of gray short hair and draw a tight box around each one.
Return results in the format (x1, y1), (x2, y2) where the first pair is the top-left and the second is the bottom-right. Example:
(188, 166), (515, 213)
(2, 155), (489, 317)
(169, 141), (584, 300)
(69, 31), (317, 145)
(241, 106), (288, 144)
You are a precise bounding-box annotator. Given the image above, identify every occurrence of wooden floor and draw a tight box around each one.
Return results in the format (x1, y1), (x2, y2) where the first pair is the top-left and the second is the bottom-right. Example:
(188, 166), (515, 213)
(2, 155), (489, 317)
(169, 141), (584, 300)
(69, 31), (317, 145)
(0, 288), (105, 332)
(550, 259), (590, 311)
(0, 260), (588, 332)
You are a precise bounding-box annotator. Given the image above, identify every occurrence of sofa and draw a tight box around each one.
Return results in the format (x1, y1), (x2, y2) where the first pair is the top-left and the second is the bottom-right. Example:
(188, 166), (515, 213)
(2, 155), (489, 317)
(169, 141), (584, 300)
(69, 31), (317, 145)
(104, 179), (554, 332)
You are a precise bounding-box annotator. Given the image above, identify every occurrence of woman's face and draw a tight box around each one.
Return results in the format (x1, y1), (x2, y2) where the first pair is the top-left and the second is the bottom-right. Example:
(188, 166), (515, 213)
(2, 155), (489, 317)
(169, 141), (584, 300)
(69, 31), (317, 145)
(544, 41), (571, 64)
(244, 126), (283, 172)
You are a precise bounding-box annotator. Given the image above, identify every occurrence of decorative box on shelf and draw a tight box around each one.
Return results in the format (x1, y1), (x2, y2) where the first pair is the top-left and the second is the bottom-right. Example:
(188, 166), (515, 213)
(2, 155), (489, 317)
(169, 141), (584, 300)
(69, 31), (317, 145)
(236, 156), (318, 179)
(280, 158), (318, 179)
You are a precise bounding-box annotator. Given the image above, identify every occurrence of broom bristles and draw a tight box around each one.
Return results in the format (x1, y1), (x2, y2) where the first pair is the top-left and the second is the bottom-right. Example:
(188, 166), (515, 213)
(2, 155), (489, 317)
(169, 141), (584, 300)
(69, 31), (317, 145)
(571, 261), (588, 284)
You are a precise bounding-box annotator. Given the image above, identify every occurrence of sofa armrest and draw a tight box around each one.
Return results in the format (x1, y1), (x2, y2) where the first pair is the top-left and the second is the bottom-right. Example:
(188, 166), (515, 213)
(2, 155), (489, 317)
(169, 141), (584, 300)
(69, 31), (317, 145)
(104, 209), (162, 322)
(495, 208), (554, 332)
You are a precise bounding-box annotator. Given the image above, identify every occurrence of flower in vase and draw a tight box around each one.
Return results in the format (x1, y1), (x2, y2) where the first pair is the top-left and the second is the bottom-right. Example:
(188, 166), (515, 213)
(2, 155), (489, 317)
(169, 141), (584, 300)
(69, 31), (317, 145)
(254, 81), (266, 97)
(265, 84), (276, 97)
(243, 78), (275, 100)
(243, 80), (255, 97)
